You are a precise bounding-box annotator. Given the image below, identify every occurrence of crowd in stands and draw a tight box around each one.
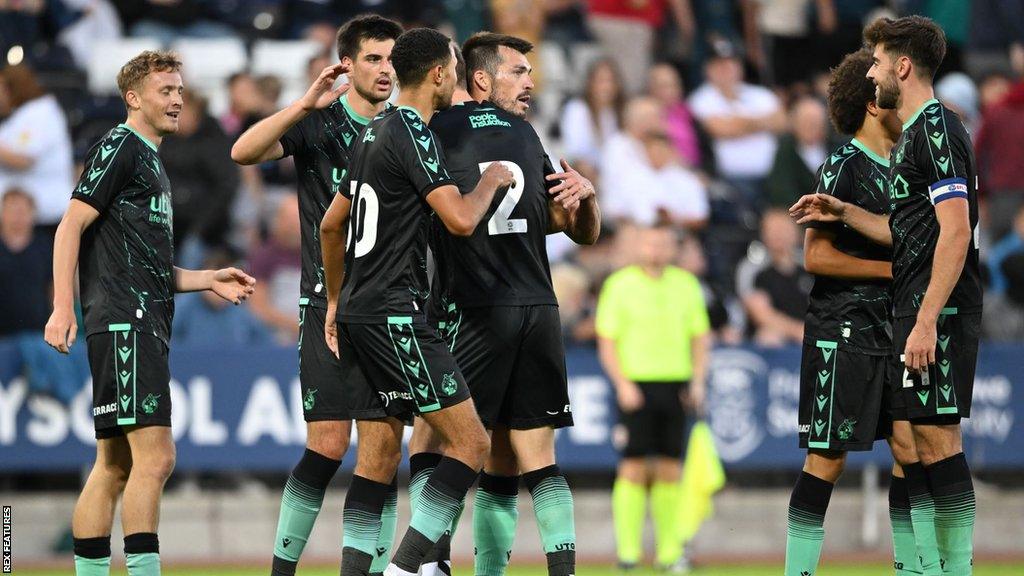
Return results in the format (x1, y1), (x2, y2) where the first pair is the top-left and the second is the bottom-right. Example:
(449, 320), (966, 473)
(3, 0), (1024, 400)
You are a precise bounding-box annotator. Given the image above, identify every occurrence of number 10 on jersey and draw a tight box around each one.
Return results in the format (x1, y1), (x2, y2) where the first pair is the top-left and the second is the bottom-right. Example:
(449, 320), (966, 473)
(479, 161), (526, 235)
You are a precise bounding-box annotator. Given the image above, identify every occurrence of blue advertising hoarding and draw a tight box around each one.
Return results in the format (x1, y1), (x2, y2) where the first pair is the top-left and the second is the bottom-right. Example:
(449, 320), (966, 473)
(0, 342), (1020, 471)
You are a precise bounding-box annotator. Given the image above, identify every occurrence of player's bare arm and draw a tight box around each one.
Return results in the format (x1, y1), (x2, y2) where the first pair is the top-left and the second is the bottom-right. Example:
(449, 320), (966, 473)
(791, 193), (893, 247)
(428, 161), (515, 236)
(546, 158), (601, 244)
(319, 193), (352, 357)
(597, 336), (643, 412)
(804, 229), (892, 280)
(686, 332), (710, 413)
(231, 63), (351, 165)
(904, 198), (972, 373)
(173, 267), (256, 304)
(44, 198), (101, 354)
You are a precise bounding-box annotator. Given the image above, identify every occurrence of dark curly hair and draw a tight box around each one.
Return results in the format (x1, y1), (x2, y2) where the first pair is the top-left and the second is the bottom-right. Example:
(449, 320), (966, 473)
(863, 15), (946, 80)
(336, 14), (403, 62)
(391, 27), (452, 88)
(827, 49), (877, 135)
(462, 32), (534, 91)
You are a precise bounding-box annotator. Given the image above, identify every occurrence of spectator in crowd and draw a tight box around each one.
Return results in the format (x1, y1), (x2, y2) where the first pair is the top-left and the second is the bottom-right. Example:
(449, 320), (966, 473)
(983, 251), (1024, 341)
(689, 40), (785, 210)
(560, 58), (625, 180)
(597, 224), (709, 572)
(936, 72), (980, 135)
(160, 89), (239, 258)
(585, 0), (694, 93)
(741, 209), (811, 346)
(0, 64), (74, 236)
(966, 0), (1024, 79)
(678, 233), (741, 344)
(248, 194), (302, 344)
(741, 0), (816, 89)
(646, 63), (702, 169)
(173, 250), (274, 346)
(220, 72), (265, 139)
(552, 261), (596, 344)
(0, 187), (83, 402)
(975, 68), (1024, 241)
(601, 97), (709, 229)
(978, 71), (1013, 112)
(306, 51), (334, 86)
(766, 97), (828, 209)
(111, 0), (238, 45)
(987, 205), (1024, 295)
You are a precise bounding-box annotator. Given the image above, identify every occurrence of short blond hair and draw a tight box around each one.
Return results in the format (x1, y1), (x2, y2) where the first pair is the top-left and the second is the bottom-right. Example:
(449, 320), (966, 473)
(116, 50), (183, 100)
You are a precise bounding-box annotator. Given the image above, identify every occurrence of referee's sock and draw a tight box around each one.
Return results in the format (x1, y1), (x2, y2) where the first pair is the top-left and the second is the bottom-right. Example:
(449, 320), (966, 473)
(342, 475), (390, 576)
(905, 462), (943, 575)
(74, 535), (111, 576)
(890, 474), (925, 575)
(651, 480), (682, 567)
(272, 448), (341, 576)
(612, 477), (646, 565)
(524, 465), (576, 576)
(389, 457), (478, 573)
(784, 472), (832, 576)
(927, 453), (975, 576)
(474, 472), (520, 576)
(369, 475), (399, 576)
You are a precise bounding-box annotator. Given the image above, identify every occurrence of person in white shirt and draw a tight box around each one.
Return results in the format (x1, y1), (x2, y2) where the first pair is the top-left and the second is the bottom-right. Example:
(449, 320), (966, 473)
(688, 40), (785, 210)
(560, 58), (625, 181)
(601, 97), (709, 229)
(0, 64), (74, 232)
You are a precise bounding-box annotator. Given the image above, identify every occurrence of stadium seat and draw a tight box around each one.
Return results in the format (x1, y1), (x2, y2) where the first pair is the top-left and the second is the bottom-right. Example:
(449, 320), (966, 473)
(171, 38), (248, 94)
(86, 37), (163, 95)
(250, 39), (323, 82)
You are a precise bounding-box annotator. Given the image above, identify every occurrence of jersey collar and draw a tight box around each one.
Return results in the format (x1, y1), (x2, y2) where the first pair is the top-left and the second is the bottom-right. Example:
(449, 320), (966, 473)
(340, 93), (371, 125)
(901, 97), (939, 131)
(851, 138), (890, 168)
(119, 123), (158, 152)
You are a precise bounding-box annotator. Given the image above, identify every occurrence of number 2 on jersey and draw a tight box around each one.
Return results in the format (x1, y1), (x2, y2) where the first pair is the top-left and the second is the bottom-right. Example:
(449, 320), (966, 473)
(479, 161), (526, 235)
(348, 181), (379, 257)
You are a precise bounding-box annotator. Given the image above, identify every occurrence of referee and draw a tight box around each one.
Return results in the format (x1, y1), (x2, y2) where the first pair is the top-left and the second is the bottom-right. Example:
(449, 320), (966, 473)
(596, 225), (710, 572)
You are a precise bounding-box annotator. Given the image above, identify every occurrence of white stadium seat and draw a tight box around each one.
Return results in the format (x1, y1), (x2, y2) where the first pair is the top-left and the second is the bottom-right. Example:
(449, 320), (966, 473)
(250, 39), (324, 83)
(86, 37), (163, 95)
(171, 38), (248, 94)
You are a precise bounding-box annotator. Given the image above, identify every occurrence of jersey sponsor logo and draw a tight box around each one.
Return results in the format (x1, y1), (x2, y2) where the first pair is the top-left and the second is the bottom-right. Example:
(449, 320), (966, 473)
(149, 194), (171, 225)
(378, 390), (413, 407)
(469, 112), (511, 129)
(93, 402), (117, 416)
(891, 174), (910, 200)
(362, 127), (376, 143)
(798, 424), (810, 433)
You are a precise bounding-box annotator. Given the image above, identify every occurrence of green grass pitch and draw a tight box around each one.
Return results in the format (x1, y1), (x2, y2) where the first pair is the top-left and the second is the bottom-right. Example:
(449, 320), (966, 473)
(15, 565), (1024, 575)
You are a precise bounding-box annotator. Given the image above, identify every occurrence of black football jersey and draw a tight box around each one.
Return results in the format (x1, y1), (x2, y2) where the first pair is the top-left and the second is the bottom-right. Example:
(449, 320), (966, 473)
(427, 101), (558, 313)
(71, 124), (175, 344)
(337, 106), (456, 323)
(280, 94), (384, 309)
(889, 99), (982, 318)
(805, 139), (892, 354)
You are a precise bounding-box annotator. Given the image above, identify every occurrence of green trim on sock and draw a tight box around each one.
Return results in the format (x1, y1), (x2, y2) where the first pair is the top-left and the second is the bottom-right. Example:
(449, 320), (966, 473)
(613, 478), (646, 564)
(74, 555), (111, 576)
(273, 476), (326, 561)
(474, 489), (519, 576)
(650, 481), (682, 566)
(785, 507), (826, 576)
(891, 506), (924, 575)
(531, 476), (576, 555)
(125, 552), (160, 576)
(369, 490), (399, 572)
(409, 467), (432, 511)
(909, 492), (942, 575)
(409, 484), (464, 542)
(934, 491), (976, 575)
(343, 508), (384, 557)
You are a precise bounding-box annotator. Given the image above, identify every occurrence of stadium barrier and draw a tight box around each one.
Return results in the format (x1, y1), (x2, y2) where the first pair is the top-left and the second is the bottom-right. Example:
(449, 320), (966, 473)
(1, 342), (1020, 471)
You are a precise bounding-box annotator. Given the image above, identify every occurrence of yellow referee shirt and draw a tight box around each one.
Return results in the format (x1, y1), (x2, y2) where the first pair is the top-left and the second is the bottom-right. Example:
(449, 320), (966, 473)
(595, 265), (710, 382)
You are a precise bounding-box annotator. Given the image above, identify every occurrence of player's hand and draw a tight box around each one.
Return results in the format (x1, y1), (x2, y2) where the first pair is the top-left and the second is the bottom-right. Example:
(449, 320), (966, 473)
(481, 161), (516, 191)
(298, 63), (351, 111)
(616, 380), (644, 413)
(789, 193), (846, 224)
(44, 306), (77, 354)
(904, 319), (937, 373)
(325, 303), (340, 359)
(210, 267), (256, 305)
(546, 158), (595, 211)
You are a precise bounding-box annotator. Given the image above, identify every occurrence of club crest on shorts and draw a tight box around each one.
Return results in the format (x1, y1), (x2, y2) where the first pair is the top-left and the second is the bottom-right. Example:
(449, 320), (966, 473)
(141, 393), (160, 415)
(837, 418), (857, 441)
(441, 371), (458, 396)
(304, 388), (318, 411)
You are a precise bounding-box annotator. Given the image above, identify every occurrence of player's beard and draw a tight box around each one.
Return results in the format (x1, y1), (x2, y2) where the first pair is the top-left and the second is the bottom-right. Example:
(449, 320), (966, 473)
(876, 71), (900, 110)
(492, 90), (527, 119)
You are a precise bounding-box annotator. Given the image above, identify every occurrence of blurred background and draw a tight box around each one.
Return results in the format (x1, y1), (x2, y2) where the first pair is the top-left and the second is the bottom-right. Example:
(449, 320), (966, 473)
(1, 0), (1023, 571)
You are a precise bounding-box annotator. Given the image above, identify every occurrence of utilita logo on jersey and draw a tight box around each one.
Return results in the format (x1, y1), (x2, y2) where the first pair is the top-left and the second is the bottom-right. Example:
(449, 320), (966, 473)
(149, 194), (171, 226)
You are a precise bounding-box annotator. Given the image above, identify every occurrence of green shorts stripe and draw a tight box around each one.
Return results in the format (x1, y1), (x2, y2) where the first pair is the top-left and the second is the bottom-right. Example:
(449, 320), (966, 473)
(808, 340), (838, 449)
(115, 330), (138, 426)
